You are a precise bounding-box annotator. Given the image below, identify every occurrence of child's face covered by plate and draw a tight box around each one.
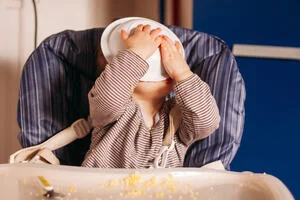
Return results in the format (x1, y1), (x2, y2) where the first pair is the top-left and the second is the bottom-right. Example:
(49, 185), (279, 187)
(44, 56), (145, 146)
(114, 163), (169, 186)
(101, 17), (185, 82)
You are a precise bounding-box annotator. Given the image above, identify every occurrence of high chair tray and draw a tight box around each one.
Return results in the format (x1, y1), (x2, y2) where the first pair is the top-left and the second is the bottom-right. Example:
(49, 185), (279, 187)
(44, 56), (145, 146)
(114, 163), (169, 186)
(0, 163), (294, 200)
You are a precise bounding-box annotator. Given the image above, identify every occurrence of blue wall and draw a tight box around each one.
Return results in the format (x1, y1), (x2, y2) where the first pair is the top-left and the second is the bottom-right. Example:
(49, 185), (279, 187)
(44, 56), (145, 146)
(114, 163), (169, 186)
(193, 0), (300, 198)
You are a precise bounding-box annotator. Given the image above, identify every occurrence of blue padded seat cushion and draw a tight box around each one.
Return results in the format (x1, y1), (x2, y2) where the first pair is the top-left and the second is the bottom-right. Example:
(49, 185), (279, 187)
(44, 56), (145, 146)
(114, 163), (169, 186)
(18, 26), (245, 168)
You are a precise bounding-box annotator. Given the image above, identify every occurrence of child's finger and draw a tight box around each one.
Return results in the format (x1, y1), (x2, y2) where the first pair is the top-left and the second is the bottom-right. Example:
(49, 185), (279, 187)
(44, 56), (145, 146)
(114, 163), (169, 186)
(175, 41), (184, 57)
(135, 24), (143, 32)
(160, 40), (171, 59)
(150, 27), (162, 37)
(162, 36), (176, 53)
(163, 35), (173, 45)
(160, 41), (173, 76)
(120, 29), (129, 41)
(143, 24), (151, 33)
(163, 36), (177, 52)
(154, 36), (162, 46)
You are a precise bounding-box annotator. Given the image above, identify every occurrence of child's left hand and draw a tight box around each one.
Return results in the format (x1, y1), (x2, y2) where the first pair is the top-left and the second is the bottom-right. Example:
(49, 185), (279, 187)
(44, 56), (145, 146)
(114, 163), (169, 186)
(160, 36), (193, 83)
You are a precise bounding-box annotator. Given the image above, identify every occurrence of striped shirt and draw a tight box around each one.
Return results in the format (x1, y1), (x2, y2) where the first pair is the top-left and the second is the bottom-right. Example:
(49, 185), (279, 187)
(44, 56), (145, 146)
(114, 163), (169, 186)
(82, 50), (220, 168)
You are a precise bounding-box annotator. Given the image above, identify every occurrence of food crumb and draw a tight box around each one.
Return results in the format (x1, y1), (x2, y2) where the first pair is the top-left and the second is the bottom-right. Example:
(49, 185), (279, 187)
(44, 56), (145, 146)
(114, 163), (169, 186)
(68, 185), (77, 192)
(143, 177), (156, 188)
(123, 173), (142, 187)
(125, 189), (146, 196)
(162, 175), (177, 192)
(105, 179), (118, 188)
(22, 178), (27, 185)
(155, 191), (164, 198)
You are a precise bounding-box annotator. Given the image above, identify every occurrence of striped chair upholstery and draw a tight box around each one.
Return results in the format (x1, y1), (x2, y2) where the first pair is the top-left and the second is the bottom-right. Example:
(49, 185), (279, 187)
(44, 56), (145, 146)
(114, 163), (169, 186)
(17, 26), (245, 169)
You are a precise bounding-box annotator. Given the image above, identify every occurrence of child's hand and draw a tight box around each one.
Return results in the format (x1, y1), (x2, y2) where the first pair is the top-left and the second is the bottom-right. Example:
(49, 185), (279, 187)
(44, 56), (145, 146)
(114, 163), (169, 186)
(121, 24), (162, 60)
(160, 36), (193, 83)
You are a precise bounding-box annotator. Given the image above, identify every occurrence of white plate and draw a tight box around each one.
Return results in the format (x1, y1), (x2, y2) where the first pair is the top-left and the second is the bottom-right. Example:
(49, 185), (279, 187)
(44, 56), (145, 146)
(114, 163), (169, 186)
(101, 17), (185, 81)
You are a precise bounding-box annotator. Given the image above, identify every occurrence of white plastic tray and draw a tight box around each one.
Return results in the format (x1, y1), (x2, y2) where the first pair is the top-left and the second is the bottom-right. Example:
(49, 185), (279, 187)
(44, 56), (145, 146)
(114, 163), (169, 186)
(0, 163), (294, 200)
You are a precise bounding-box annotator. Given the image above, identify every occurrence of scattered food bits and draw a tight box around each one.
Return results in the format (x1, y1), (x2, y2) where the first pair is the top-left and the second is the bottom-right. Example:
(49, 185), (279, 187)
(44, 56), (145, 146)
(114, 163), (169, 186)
(68, 185), (77, 192)
(22, 172), (198, 199)
(154, 191), (164, 198)
(143, 177), (157, 187)
(125, 189), (146, 196)
(162, 177), (177, 192)
(105, 179), (118, 188)
(87, 189), (94, 193)
(122, 173), (142, 187)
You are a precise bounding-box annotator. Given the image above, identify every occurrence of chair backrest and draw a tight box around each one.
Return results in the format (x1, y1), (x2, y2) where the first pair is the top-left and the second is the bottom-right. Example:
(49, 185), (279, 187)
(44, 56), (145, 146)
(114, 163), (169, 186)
(18, 26), (245, 169)
(168, 26), (245, 169)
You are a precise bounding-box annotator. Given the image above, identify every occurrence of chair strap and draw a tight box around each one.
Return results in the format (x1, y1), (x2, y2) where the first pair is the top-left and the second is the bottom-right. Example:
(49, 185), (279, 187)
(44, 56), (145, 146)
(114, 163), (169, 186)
(10, 118), (91, 164)
(163, 105), (181, 147)
(29, 148), (60, 165)
(153, 105), (181, 168)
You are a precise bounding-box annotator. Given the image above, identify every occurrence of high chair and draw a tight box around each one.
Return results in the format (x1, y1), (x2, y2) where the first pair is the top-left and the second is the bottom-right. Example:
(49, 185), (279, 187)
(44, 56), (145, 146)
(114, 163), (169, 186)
(13, 26), (246, 168)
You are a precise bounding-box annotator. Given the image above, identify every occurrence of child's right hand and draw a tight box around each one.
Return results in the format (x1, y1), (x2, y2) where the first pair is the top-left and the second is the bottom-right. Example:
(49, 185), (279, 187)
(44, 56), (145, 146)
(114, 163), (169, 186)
(121, 24), (162, 60)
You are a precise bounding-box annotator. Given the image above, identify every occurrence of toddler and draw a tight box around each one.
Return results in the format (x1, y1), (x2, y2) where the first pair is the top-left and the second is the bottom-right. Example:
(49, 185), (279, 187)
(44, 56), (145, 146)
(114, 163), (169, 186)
(82, 22), (220, 168)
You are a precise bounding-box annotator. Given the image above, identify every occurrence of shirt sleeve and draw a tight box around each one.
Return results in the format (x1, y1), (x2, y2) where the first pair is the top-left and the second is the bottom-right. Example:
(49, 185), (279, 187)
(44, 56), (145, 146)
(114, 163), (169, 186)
(88, 50), (148, 128)
(174, 74), (220, 146)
